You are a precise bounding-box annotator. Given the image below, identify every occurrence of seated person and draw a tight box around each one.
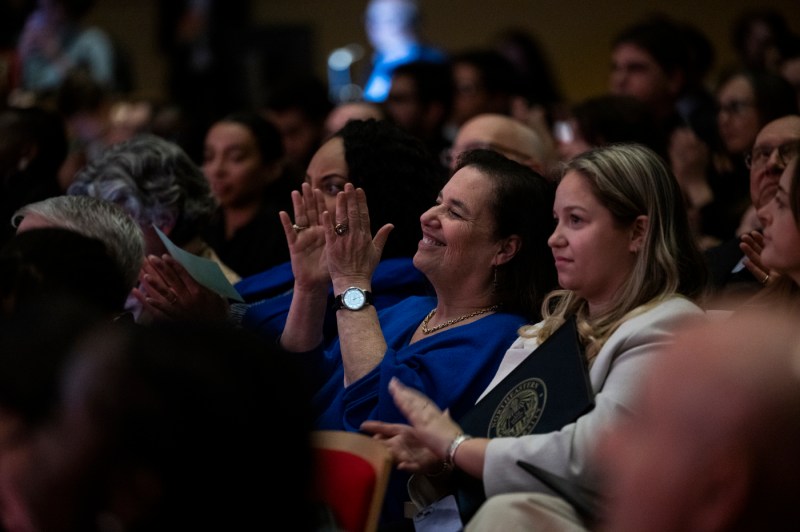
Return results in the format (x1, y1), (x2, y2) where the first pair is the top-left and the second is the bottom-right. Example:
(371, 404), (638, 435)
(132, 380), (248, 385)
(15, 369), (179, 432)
(12, 195), (144, 298)
(0, 227), (130, 320)
(279, 149), (558, 527)
(445, 113), (552, 176)
(201, 111), (301, 277)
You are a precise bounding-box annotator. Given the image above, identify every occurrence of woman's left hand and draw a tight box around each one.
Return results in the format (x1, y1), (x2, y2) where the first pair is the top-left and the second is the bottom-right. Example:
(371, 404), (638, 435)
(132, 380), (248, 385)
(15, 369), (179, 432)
(323, 183), (393, 288)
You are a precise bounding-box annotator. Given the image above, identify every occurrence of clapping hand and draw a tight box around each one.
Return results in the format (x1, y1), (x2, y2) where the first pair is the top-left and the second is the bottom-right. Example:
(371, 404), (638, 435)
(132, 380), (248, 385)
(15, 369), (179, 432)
(361, 378), (461, 474)
(133, 254), (229, 322)
(740, 230), (778, 286)
(322, 183), (393, 287)
(279, 183), (330, 291)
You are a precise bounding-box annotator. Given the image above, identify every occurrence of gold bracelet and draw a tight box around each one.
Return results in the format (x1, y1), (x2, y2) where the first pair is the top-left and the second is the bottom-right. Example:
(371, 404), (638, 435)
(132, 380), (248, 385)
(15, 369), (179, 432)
(446, 433), (472, 468)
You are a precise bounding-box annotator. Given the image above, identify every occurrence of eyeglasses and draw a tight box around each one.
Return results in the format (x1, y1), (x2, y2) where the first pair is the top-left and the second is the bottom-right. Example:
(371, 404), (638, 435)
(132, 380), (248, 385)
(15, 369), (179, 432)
(717, 99), (755, 116)
(745, 141), (800, 169)
(441, 142), (534, 167)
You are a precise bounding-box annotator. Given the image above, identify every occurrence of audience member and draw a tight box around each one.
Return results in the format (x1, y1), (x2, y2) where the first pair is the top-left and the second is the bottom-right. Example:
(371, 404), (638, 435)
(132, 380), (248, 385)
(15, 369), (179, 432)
(201, 111), (301, 277)
(0, 227), (129, 319)
(362, 143), (708, 528)
(262, 74), (335, 178)
(0, 316), (319, 531)
(51, 67), (120, 190)
(443, 113), (550, 176)
(610, 15), (716, 140)
(593, 308), (800, 532)
(738, 155), (800, 313)
(0, 104), (67, 247)
(16, 0), (115, 97)
(704, 114), (800, 308)
(323, 100), (385, 138)
(279, 149), (557, 527)
(730, 7), (797, 73)
(492, 26), (565, 124)
(66, 133), (238, 321)
(361, 0), (446, 103)
(12, 194), (144, 294)
(385, 59), (454, 164)
(554, 94), (664, 163)
(697, 68), (798, 244)
(447, 48), (520, 134)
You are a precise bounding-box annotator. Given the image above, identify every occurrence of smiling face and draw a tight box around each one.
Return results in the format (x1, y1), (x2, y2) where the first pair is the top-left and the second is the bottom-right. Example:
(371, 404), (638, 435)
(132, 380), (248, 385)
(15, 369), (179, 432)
(757, 159), (800, 285)
(413, 167), (500, 289)
(304, 136), (349, 215)
(548, 170), (639, 315)
(202, 122), (278, 209)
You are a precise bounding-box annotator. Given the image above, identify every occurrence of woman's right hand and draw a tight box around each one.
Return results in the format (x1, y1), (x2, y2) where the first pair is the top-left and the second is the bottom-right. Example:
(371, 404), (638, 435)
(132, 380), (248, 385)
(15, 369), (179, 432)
(740, 230), (778, 286)
(279, 183), (330, 291)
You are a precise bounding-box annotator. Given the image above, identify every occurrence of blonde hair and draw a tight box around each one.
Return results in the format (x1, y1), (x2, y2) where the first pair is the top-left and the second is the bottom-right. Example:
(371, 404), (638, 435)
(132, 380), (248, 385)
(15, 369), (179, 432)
(522, 144), (707, 362)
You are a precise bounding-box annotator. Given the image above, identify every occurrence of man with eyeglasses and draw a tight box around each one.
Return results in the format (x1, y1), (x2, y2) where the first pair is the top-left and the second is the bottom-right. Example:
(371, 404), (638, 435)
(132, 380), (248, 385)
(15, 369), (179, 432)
(443, 113), (552, 177)
(705, 114), (800, 308)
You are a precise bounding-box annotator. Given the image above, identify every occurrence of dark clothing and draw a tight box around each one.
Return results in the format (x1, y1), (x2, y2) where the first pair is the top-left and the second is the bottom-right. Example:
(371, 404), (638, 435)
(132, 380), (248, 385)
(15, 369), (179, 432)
(700, 159), (752, 242)
(203, 174), (297, 278)
(704, 235), (763, 306)
(204, 204), (288, 278)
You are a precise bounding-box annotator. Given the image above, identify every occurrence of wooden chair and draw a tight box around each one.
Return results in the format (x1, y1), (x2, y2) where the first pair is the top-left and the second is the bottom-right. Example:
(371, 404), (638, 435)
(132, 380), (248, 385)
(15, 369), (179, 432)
(311, 430), (392, 532)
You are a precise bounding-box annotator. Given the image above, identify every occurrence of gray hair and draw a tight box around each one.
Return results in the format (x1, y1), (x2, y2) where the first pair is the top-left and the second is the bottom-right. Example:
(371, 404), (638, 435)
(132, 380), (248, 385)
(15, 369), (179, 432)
(13, 195), (145, 290)
(67, 134), (215, 247)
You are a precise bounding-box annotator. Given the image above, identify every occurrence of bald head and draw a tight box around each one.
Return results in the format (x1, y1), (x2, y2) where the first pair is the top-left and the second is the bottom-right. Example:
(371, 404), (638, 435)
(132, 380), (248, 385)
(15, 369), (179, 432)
(599, 309), (800, 532)
(324, 103), (385, 138)
(449, 113), (546, 173)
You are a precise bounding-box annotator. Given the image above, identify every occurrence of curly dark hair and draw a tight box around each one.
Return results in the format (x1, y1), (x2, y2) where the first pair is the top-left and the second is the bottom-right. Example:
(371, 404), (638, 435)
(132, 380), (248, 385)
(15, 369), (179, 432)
(333, 118), (447, 259)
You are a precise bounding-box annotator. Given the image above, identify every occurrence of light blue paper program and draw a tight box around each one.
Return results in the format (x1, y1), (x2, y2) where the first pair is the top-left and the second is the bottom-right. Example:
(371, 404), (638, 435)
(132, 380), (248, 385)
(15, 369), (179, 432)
(154, 226), (244, 302)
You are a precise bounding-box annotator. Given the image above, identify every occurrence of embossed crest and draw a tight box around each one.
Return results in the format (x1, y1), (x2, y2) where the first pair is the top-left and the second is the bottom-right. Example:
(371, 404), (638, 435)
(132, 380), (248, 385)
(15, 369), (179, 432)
(487, 378), (546, 437)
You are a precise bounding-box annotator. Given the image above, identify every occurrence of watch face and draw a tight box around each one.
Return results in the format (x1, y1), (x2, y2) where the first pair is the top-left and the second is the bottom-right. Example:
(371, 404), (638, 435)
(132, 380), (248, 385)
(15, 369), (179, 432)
(343, 288), (366, 310)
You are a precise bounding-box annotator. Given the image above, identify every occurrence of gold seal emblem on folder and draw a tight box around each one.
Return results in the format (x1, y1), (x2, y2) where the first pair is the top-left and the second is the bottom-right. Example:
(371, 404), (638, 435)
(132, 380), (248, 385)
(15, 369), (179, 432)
(488, 378), (546, 437)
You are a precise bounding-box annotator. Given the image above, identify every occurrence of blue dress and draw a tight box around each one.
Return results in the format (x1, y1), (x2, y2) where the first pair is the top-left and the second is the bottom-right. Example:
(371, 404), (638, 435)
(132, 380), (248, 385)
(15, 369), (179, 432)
(236, 257), (433, 346)
(309, 294), (526, 526)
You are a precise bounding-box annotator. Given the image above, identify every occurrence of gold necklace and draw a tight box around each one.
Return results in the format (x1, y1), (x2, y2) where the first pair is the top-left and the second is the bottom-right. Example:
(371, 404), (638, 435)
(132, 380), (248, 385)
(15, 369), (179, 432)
(421, 305), (500, 335)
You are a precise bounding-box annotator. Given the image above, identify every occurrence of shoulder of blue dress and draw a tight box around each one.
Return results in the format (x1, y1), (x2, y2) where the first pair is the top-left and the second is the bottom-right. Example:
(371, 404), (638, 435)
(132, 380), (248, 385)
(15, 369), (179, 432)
(233, 260), (294, 296)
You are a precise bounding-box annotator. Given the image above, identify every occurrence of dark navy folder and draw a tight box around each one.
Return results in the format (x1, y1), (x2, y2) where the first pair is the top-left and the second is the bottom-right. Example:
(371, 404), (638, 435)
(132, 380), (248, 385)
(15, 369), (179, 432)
(454, 315), (595, 523)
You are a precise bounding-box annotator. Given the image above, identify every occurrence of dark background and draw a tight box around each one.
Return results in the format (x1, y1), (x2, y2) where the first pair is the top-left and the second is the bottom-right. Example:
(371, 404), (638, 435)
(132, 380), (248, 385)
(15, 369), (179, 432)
(87, 0), (800, 105)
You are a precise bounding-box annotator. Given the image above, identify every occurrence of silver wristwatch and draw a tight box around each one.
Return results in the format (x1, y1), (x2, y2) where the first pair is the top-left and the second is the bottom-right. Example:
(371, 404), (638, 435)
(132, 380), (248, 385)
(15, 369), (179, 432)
(333, 287), (373, 311)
